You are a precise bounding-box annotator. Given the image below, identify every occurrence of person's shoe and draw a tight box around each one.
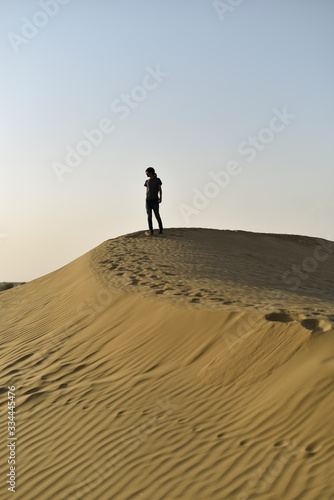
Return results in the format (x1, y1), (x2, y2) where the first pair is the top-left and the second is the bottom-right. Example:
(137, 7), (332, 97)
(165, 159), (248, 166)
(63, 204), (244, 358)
(159, 230), (163, 234)
(145, 231), (154, 236)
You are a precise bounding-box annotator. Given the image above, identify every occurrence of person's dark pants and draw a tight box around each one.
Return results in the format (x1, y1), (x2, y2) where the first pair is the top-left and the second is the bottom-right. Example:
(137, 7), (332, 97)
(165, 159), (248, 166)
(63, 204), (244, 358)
(146, 199), (163, 232)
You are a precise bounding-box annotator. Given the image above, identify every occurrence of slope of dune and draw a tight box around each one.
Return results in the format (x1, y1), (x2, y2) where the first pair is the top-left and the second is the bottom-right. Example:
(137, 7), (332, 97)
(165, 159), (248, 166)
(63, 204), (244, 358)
(1, 228), (334, 500)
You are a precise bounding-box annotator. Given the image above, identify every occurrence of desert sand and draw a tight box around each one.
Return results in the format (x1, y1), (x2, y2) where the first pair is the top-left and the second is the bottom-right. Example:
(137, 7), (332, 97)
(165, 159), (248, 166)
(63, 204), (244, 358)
(1, 228), (334, 500)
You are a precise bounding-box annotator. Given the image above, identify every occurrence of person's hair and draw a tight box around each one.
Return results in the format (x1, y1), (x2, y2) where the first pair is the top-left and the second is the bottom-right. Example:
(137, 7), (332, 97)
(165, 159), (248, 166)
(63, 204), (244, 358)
(146, 167), (157, 178)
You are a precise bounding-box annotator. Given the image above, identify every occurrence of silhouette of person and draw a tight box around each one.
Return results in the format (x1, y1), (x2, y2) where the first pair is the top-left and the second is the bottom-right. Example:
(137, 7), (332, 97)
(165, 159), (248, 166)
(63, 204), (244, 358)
(144, 167), (163, 236)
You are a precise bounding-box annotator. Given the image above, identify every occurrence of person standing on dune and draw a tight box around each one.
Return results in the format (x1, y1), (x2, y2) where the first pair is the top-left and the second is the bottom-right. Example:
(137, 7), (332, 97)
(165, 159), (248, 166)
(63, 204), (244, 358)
(144, 167), (163, 236)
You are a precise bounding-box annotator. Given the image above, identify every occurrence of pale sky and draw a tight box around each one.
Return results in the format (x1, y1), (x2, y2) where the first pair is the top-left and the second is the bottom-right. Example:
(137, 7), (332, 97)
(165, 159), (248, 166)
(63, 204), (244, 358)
(1, 0), (333, 282)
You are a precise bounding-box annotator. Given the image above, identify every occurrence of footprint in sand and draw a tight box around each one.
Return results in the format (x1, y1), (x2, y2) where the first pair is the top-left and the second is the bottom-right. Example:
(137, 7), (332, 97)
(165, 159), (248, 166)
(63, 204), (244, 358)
(305, 443), (319, 456)
(265, 312), (295, 323)
(301, 318), (332, 333)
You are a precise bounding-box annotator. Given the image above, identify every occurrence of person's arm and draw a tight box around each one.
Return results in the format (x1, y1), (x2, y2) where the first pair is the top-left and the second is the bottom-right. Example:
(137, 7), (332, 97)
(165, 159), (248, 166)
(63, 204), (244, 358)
(158, 184), (162, 203)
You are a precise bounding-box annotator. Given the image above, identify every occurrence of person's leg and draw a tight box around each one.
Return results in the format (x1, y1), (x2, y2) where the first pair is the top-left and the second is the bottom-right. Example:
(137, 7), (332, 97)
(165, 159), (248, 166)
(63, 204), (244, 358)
(152, 200), (163, 233)
(146, 200), (153, 233)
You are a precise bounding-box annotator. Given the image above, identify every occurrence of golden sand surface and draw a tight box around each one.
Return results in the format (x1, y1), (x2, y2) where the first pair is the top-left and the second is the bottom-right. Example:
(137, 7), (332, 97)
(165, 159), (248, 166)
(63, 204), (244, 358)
(0, 228), (334, 500)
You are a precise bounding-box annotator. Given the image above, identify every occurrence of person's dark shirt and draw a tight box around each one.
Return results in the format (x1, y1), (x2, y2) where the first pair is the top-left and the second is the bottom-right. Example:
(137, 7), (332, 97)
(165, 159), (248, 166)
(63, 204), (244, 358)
(144, 177), (162, 200)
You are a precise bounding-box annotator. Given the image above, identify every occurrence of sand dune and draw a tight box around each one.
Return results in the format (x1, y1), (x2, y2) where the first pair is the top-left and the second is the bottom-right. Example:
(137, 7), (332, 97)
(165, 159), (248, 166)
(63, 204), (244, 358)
(1, 228), (334, 500)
